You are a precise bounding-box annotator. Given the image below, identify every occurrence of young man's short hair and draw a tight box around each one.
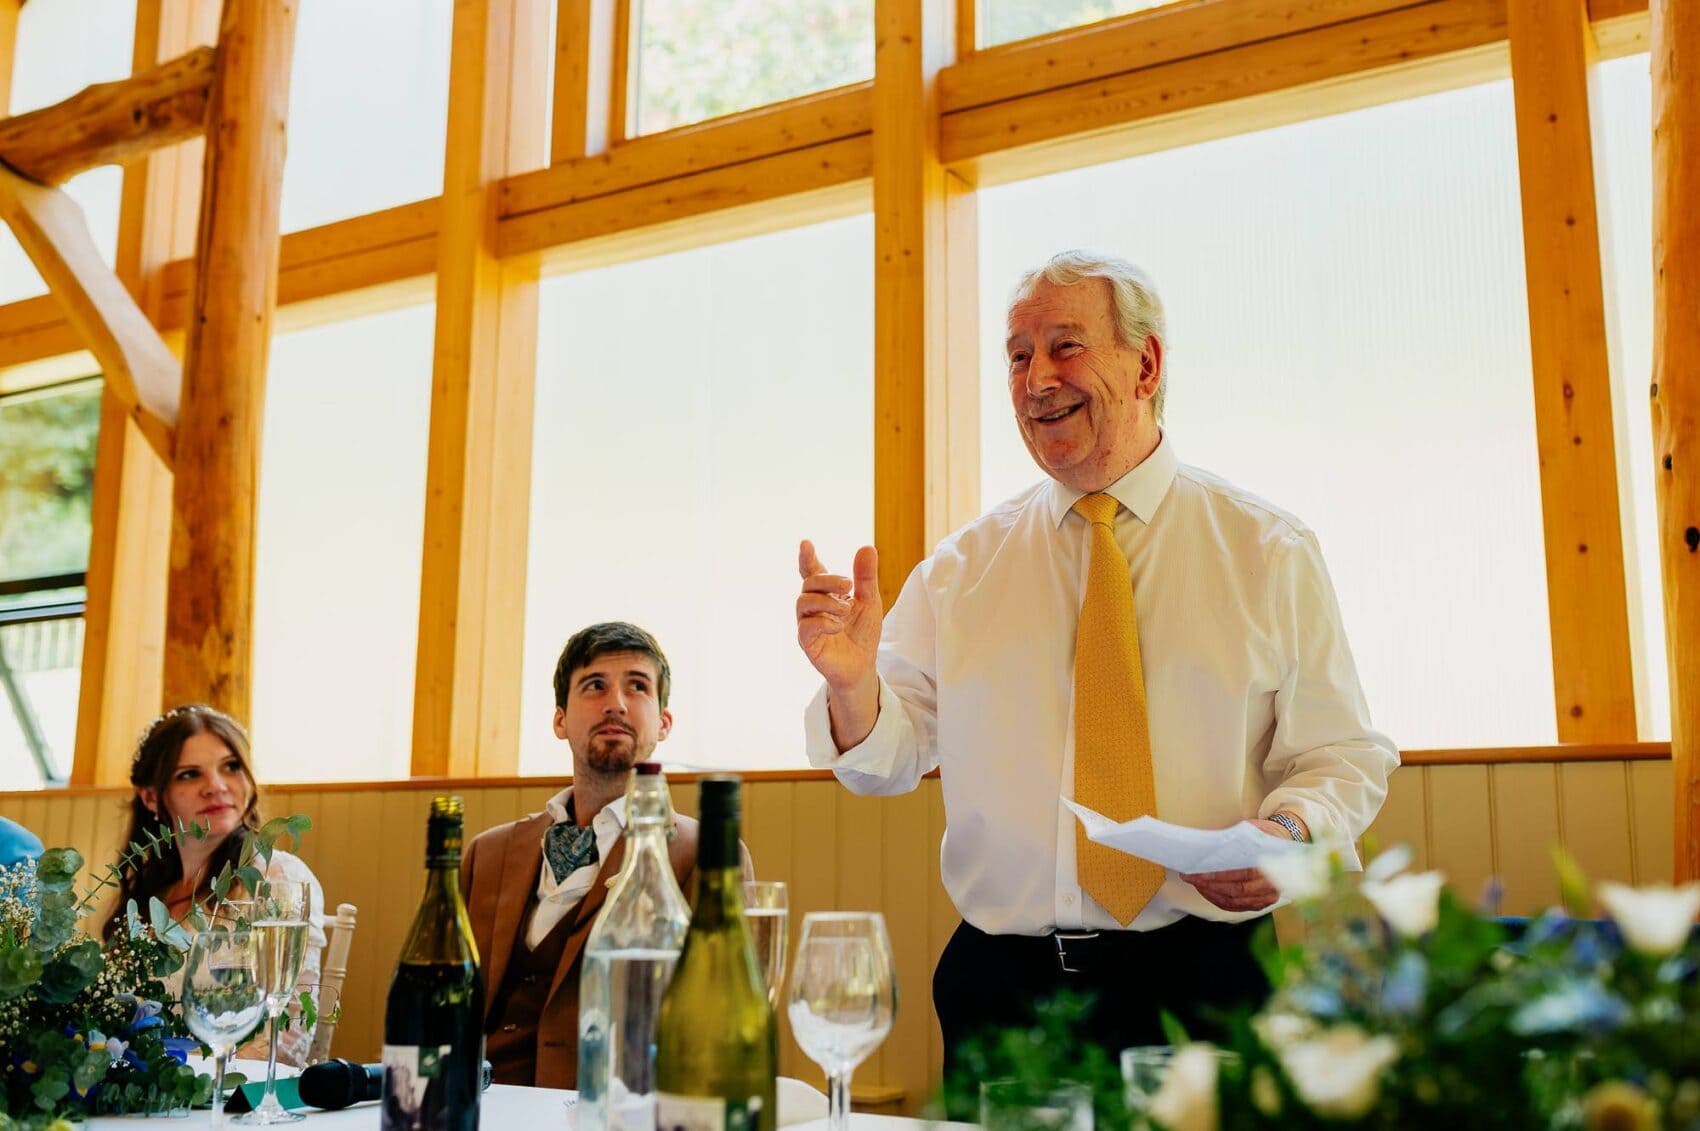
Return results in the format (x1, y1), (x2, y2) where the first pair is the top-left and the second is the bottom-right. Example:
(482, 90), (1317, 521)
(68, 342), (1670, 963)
(553, 622), (672, 709)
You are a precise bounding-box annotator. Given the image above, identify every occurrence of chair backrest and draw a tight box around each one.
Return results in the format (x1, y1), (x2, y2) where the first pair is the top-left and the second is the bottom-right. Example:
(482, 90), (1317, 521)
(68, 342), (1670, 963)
(307, 902), (358, 1065)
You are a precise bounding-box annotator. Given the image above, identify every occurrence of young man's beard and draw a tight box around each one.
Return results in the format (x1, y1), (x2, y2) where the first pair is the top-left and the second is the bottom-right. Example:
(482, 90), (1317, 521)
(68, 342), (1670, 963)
(584, 733), (650, 775)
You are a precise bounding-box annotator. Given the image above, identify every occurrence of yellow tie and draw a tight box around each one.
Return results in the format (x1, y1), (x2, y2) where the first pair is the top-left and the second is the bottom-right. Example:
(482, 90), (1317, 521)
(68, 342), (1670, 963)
(1071, 492), (1164, 926)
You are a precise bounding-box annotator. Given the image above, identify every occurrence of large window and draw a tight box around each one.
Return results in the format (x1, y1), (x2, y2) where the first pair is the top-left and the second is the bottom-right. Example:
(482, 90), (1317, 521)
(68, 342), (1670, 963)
(631, 0), (873, 135)
(1596, 53), (1661, 740)
(520, 216), (874, 774)
(279, 0), (453, 233)
(250, 305), (435, 782)
(0, 377), (102, 789)
(979, 80), (1549, 751)
(978, 0), (1172, 49)
(0, 0), (135, 305)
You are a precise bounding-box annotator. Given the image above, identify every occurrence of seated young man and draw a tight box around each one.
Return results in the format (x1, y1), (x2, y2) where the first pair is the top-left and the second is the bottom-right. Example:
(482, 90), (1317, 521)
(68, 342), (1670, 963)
(460, 622), (742, 1088)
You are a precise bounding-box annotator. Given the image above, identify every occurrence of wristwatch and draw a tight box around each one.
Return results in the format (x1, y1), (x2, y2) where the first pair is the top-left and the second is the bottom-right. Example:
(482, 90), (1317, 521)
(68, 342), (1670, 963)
(1268, 811), (1308, 842)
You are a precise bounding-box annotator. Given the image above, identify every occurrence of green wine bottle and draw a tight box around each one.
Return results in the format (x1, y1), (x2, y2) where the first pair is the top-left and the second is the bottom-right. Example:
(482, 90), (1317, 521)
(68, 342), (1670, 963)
(655, 776), (776, 1131)
(382, 796), (486, 1131)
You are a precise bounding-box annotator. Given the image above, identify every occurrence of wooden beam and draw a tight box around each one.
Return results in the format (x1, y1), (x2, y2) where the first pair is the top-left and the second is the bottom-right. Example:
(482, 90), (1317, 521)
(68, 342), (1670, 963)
(941, 0), (1509, 178)
(1651, 0), (1700, 878)
(1507, 0), (1635, 742)
(938, 0), (1417, 114)
(0, 46), (213, 186)
(549, 0), (619, 161)
(874, 0), (976, 606)
(163, 0), (297, 716)
(411, 0), (549, 778)
(0, 165), (177, 456)
(0, 1), (18, 113)
(72, 0), (219, 789)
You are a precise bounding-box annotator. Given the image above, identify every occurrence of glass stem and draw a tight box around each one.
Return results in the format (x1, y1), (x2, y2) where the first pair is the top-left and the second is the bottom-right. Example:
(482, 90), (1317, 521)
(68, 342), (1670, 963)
(261, 1009), (283, 1109)
(828, 1070), (852, 1131)
(211, 1051), (228, 1128)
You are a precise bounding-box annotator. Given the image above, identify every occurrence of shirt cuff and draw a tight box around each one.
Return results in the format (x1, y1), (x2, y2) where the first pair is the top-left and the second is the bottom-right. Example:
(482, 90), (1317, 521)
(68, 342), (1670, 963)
(804, 676), (910, 778)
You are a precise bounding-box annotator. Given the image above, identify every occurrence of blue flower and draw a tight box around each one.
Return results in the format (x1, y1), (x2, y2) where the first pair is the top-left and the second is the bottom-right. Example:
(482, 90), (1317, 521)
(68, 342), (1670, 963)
(161, 1036), (198, 1064)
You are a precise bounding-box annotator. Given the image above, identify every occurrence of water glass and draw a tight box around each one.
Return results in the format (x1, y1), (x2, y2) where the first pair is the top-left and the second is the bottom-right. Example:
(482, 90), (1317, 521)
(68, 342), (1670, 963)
(741, 881), (788, 1007)
(787, 912), (897, 1131)
(979, 1080), (1094, 1131)
(236, 879), (312, 1125)
(182, 928), (267, 1128)
(1121, 1046), (1239, 1114)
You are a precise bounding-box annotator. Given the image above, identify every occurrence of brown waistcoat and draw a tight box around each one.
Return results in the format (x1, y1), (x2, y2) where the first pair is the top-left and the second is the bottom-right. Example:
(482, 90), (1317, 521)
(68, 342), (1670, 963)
(459, 809), (700, 1089)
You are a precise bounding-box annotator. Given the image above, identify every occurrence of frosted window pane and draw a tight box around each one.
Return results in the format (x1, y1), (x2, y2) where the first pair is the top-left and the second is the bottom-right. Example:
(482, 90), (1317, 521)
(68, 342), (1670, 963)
(979, 81), (1554, 750)
(252, 305), (434, 782)
(979, 0), (1172, 48)
(280, 0), (453, 233)
(1596, 54), (1662, 740)
(632, 0), (873, 136)
(1, 0), (134, 304)
(0, 620), (81, 789)
(521, 217), (874, 773)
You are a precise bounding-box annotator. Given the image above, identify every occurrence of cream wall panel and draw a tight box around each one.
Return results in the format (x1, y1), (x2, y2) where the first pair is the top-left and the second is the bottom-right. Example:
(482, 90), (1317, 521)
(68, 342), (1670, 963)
(1366, 764), (1429, 870)
(1628, 759), (1673, 884)
(1491, 763), (1561, 915)
(1424, 765), (1496, 907)
(1557, 763), (1637, 897)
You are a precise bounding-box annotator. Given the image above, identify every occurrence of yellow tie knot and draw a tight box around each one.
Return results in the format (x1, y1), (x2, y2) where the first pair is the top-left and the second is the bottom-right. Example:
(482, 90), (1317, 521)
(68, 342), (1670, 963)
(1072, 492), (1120, 528)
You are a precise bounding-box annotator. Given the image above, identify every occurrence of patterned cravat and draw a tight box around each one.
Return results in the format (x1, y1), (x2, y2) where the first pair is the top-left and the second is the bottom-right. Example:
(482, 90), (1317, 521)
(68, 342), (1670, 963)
(543, 810), (599, 885)
(1071, 492), (1165, 925)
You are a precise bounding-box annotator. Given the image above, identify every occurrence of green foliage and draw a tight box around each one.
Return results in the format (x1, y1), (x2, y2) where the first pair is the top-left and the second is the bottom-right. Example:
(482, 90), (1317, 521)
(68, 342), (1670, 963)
(0, 381), (100, 584)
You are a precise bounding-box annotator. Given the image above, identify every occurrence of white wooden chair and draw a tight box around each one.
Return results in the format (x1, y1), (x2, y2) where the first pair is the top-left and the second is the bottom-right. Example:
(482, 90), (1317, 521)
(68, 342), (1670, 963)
(306, 903), (358, 1065)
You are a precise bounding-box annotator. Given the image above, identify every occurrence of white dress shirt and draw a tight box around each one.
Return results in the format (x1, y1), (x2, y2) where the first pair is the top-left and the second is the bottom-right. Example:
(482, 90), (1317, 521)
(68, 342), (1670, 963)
(805, 435), (1399, 935)
(526, 787), (627, 949)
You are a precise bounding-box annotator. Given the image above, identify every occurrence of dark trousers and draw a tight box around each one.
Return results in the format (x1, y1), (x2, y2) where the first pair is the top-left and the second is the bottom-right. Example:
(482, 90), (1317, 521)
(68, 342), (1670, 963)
(932, 917), (1267, 1070)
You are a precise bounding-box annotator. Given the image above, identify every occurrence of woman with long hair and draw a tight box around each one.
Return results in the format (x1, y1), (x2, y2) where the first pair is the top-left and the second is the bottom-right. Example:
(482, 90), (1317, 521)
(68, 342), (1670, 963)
(106, 704), (326, 1066)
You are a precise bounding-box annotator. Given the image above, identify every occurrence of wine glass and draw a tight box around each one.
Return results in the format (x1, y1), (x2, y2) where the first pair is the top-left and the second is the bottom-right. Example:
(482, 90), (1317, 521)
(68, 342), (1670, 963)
(786, 912), (897, 1131)
(181, 927), (268, 1128)
(741, 881), (789, 1008)
(235, 879), (312, 1125)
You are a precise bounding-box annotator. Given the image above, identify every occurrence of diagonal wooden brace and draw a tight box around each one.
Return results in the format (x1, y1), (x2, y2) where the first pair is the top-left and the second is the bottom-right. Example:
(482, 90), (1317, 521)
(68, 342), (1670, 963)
(0, 163), (178, 462)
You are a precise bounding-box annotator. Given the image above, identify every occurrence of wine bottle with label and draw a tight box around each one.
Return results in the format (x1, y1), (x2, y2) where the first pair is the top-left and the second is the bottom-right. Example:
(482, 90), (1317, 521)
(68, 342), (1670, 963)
(382, 796), (486, 1131)
(655, 776), (776, 1131)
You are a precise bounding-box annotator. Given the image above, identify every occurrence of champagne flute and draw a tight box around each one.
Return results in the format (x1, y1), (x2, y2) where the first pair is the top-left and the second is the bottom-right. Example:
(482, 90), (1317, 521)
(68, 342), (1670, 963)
(182, 927), (268, 1128)
(741, 881), (789, 1008)
(235, 879), (312, 1125)
(787, 912), (897, 1131)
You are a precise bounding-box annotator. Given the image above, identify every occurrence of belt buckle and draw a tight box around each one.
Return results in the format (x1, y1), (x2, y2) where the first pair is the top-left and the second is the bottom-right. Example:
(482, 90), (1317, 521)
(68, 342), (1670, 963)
(1053, 931), (1099, 974)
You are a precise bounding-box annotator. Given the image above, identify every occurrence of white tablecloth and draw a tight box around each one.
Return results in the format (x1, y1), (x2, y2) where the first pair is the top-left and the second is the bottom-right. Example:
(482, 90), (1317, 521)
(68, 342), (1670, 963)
(78, 1061), (972, 1131)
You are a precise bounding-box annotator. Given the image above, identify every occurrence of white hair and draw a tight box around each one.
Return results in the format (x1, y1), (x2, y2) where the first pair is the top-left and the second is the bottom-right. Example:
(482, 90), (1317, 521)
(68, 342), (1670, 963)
(1009, 250), (1169, 423)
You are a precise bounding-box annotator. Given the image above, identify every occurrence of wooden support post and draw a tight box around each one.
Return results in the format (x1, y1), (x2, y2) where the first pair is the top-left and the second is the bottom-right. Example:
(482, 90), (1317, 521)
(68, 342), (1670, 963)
(73, 0), (219, 787)
(0, 46), (214, 186)
(1508, 0), (1636, 742)
(874, 0), (978, 603)
(163, 0), (296, 717)
(0, 1), (17, 112)
(1651, 0), (1700, 878)
(412, 0), (549, 777)
(550, 0), (620, 161)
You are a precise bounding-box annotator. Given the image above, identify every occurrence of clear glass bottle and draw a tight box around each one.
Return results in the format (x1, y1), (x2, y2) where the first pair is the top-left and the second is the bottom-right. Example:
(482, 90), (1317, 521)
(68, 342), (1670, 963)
(577, 763), (692, 1131)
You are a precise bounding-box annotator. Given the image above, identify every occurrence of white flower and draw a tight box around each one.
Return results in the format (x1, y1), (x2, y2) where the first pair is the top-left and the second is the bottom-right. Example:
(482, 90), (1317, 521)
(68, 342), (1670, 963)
(1147, 1044), (1220, 1131)
(1597, 881), (1700, 957)
(1361, 871), (1446, 938)
(1275, 1025), (1400, 1120)
(1252, 1012), (1314, 1050)
(1364, 843), (1414, 884)
(1256, 845), (1333, 903)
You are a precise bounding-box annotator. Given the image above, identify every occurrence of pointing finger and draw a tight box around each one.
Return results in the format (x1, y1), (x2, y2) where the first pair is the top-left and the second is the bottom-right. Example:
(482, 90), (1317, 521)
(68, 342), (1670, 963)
(798, 539), (827, 580)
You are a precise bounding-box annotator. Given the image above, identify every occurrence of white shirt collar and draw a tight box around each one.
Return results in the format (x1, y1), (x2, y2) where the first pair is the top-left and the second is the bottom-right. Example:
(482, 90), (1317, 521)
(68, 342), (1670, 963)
(1045, 431), (1180, 530)
(543, 784), (629, 832)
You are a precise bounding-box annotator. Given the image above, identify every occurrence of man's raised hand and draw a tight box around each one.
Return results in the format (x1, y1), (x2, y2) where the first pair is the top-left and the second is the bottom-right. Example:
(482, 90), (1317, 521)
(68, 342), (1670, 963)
(795, 540), (883, 695)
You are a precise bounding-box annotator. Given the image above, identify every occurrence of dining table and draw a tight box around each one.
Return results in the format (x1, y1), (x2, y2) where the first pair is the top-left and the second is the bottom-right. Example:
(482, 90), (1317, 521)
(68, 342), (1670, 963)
(76, 1060), (976, 1131)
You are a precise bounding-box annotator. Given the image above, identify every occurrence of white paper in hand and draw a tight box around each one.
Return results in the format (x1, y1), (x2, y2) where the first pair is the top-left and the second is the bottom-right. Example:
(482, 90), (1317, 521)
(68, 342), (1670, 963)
(1063, 798), (1309, 873)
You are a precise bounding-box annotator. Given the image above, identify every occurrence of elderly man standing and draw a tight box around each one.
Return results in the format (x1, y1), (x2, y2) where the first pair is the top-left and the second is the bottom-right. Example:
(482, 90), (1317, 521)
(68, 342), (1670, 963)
(795, 250), (1398, 1062)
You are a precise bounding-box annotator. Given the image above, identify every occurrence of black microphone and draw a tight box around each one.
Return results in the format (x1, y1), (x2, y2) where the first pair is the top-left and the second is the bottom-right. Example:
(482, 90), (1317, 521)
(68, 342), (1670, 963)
(297, 1057), (494, 1110)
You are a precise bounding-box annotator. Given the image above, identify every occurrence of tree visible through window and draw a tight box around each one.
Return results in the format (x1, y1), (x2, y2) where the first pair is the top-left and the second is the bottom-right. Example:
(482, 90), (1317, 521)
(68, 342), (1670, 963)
(0, 378), (102, 789)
